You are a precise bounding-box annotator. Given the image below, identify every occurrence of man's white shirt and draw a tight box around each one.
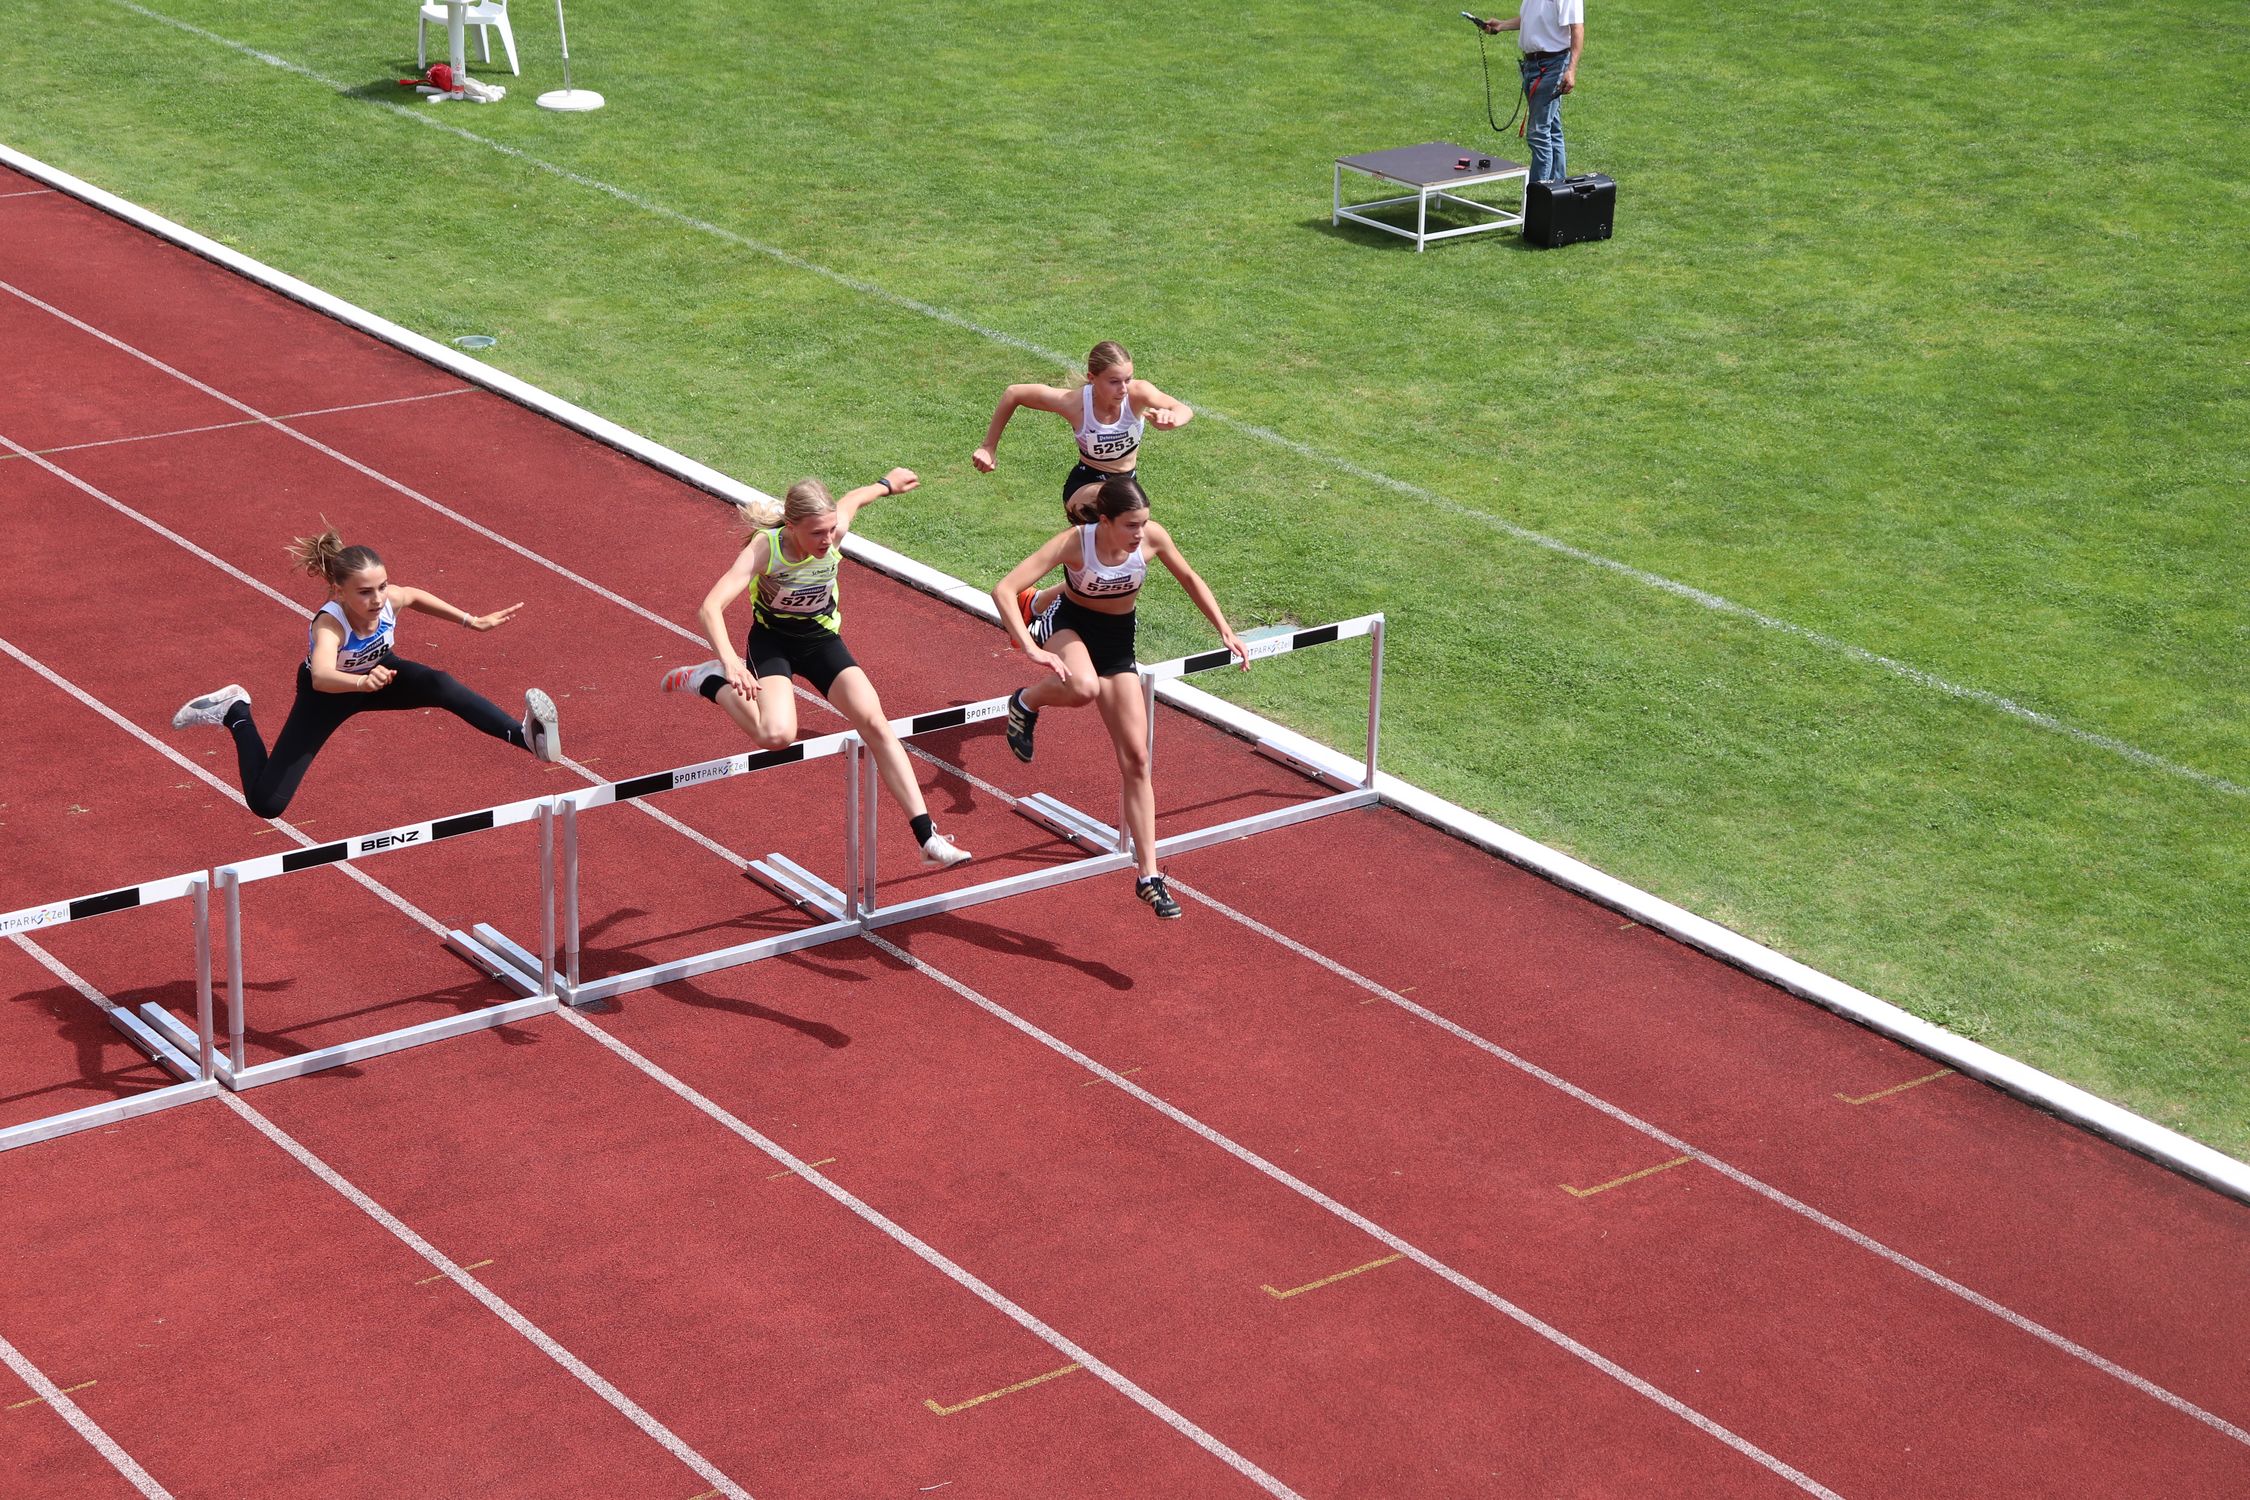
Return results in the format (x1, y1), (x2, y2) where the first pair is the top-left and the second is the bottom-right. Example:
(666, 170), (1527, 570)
(1518, 0), (1584, 55)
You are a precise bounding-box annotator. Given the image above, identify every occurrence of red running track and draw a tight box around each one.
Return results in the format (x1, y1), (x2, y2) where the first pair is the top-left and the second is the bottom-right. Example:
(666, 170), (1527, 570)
(3, 160), (2248, 1499)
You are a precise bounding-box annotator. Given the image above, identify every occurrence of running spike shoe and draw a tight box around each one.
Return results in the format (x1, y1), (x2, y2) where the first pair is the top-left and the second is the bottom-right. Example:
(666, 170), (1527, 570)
(172, 684), (249, 730)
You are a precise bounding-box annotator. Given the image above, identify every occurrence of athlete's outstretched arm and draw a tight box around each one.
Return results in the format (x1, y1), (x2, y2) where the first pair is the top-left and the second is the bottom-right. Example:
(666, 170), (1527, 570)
(991, 528), (1081, 679)
(388, 584), (522, 632)
(1130, 378), (1194, 431)
(697, 535), (769, 701)
(972, 383), (1076, 472)
(833, 468), (918, 532)
(1146, 522), (1248, 668)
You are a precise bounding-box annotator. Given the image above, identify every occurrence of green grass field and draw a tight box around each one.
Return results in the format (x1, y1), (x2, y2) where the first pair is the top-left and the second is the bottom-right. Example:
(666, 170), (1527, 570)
(6, 1), (2245, 1153)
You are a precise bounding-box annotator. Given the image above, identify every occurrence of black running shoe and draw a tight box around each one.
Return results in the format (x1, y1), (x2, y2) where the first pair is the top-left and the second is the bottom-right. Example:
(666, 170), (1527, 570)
(1136, 874), (1182, 920)
(1006, 689), (1038, 763)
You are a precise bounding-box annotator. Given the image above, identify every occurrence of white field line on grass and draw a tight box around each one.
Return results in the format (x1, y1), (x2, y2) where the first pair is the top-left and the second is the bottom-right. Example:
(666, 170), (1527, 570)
(1164, 877), (2250, 1449)
(13, 88), (2242, 1215)
(2, 481), (1301, 1500)
(86, 0), (2246, 802)
(5, 455), (1798, 1494)
(0, 387), (473, 462)
(11, 259), (2238, 1441)
(0, 1330), (171, 1500)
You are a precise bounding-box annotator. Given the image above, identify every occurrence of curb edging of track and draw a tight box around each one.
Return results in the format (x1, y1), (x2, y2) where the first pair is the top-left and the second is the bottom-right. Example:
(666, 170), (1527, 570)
(7, 141), (2242, 1207)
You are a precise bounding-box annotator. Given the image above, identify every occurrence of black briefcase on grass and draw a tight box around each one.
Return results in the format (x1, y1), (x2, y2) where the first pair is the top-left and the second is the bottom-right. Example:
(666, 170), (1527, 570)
(1523, 174), (1615, 248)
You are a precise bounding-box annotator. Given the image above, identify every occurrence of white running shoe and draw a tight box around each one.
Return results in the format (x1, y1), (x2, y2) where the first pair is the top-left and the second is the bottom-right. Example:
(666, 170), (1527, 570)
(660, 659), (725, 696)
(172, 684), (249, 730)
(920, 832), (973, 869)
(521, 688), (562, 763)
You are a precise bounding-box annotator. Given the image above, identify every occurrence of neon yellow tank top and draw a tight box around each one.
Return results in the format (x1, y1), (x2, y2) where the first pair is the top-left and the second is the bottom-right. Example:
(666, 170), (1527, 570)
(750, 527), (843, 634)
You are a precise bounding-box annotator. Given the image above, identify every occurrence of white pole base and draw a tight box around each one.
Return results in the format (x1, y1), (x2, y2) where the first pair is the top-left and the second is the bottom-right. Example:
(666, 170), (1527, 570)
(536, 89), (604, 111)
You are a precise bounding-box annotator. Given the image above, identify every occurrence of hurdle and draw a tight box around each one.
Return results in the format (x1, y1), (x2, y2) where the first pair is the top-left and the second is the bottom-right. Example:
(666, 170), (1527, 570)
(459, 613), (1384, 1005)
(156, 790), (566, 1090)
(451, 730), (871, 1007)
(0, 869), (218, 1151)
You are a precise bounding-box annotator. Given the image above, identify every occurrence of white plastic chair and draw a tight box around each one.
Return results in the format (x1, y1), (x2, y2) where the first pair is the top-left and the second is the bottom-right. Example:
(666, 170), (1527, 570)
(418, 0), (519, 77)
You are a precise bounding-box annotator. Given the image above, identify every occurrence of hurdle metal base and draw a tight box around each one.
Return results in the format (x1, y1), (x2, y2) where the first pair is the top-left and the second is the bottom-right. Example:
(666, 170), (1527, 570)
(144, 988), (558, 1091)
(748, 854), (852, 922)
(1015, 793), (1123, 852)
(460, 913), (863, 1009)
(0, 1077), (223, 1153)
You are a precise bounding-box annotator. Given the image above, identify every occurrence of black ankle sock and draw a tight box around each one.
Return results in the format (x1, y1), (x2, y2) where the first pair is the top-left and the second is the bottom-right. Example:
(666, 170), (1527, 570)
(506, 727), (531, 751)
(910, 813), (936, 845)
(698, 676), (725, 703)
(222, 701), (252, 729)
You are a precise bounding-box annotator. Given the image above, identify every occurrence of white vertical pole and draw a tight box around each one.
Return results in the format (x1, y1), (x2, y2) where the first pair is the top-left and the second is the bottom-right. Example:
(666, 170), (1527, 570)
(844, 741), (863, 922)
(537, 804), (556, 1000)
(1365, 615), (1385, 790)
(192, 875), (215, 1082)
(222, 867), (245, 1075)
(562, 798), (581, 993)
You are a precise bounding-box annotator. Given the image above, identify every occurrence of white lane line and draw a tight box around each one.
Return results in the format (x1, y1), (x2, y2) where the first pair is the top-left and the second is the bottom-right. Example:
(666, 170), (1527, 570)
(20, 291), (2227, 1453)
(0, 388), (473, 462)
(14, 260), (2234, 1464)
(0, 278), (693, 644)
(854, 926), (1844, 1499)
(0, 630), (445, 936)
(6, 932), (753, 1499)
(2, 591), (1293, 1500)
(1163, 876), (2250, 1449)
(214, 1089), (755, 1499)
(93, 0), (2243, 800)
(0, 1332), (171, 1499)
(554, 1006), (1305, 1500)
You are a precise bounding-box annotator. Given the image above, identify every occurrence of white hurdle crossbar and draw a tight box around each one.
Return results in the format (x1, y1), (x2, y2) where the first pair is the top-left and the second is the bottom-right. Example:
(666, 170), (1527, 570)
(0, 869), (219, 1151)
(466, 613), (1385, 1001)
(862, 614), (1386, 929)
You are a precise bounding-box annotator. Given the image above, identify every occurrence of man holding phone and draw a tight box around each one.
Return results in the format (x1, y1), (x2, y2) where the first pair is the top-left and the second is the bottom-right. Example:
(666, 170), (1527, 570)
(1474, 3), (1584, 185)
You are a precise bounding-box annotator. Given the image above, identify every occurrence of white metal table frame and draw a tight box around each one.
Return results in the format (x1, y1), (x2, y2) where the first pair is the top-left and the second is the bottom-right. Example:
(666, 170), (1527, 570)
(1333, 152), (1529, 252)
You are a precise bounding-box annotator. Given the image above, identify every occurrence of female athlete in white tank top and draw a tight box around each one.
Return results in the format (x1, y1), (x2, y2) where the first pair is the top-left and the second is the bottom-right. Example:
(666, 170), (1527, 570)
(990, 472), (1248, 921)
(970, 339), (1194, 522)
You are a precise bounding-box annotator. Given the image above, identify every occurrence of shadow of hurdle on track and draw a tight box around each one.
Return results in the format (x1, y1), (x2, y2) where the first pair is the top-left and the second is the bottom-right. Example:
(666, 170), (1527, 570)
(572, 908), (852, 1050)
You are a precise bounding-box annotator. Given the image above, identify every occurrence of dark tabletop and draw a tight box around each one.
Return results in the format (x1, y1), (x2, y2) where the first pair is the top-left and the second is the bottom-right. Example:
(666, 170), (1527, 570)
(1337, 141), (1526, 186)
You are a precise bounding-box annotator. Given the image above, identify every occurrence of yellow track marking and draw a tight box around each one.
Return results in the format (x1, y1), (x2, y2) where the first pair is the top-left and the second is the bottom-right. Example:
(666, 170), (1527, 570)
(1837, 1067), (1955, 1105)
(8, 1379), (94, 1411)
(1262, 1253), (1404, 1300)
(767, 1157), (837, 1180)
(1562, 1154), (1694, 1198)
(416, 1258), (494, 1285)
(924, 1362), (1082, 1415)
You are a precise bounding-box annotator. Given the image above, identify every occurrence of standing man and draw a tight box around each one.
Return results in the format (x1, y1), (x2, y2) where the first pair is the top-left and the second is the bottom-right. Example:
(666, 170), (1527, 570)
(1482, 2), (1584, 185)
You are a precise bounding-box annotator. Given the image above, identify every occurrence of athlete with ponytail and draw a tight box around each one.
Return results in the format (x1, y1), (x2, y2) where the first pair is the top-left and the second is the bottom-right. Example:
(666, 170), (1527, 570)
(992, 473), (1247, 919)
(660, 470), (973, 870)
(171, 525), (560, 818)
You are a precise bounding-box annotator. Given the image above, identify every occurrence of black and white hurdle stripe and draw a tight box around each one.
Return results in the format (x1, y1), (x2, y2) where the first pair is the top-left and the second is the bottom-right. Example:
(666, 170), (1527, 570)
(0, 870), (205, 938)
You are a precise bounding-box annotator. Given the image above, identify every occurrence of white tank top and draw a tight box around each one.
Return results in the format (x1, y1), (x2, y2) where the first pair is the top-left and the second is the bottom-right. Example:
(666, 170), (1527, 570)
(308, 599), (396, 675)
(1063, 523), (1146, 602)
(1072, 385), (1142, 465)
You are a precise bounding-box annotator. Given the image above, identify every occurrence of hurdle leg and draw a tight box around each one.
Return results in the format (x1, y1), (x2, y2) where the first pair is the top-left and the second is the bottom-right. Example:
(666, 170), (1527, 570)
(1365, 615), (1385, 790)
(860, 736), (880, 916)
(221, 866), (245, 1076)
(562, 797), (581, 994)
(536, 803), (557, 1000)
(843, 739), (864, 922)
(193, 874), (215, 1083)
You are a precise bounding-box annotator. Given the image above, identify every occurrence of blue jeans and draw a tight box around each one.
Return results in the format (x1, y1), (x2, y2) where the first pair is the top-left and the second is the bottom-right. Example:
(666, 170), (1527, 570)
(1520, 52), (1568, 184)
